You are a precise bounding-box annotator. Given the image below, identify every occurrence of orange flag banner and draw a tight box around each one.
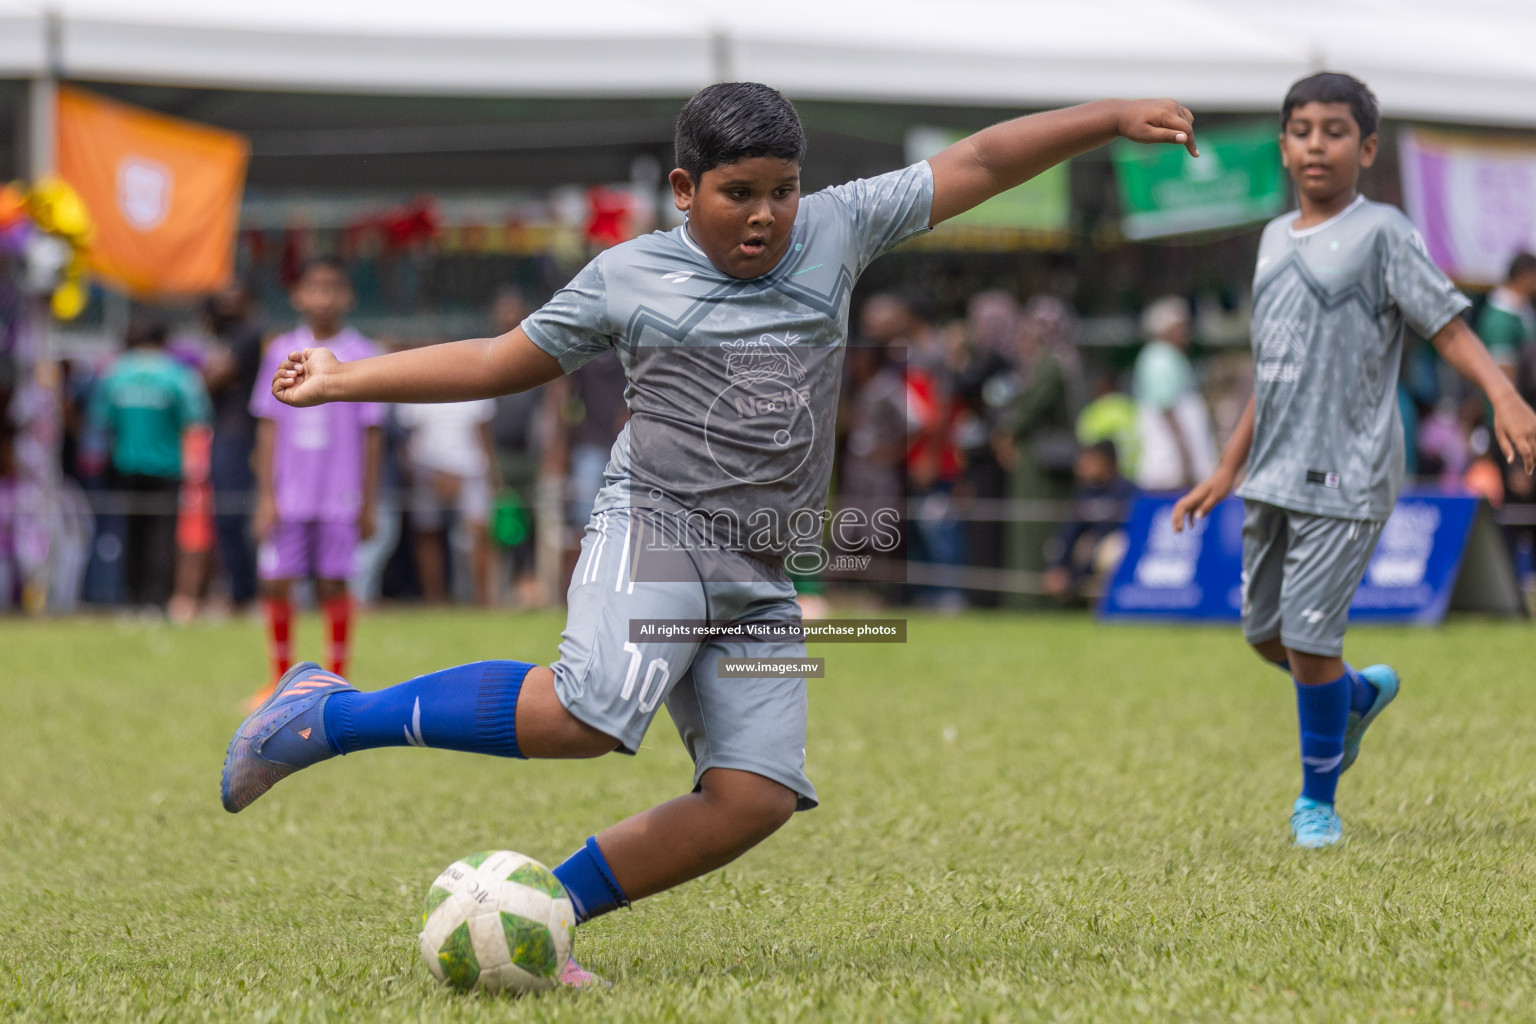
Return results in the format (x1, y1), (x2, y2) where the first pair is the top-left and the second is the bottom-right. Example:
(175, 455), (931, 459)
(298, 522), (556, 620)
(56, 87), (249, 296)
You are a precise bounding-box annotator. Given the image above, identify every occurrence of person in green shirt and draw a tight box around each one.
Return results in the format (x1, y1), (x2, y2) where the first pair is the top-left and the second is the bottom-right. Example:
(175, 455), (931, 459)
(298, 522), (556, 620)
(1477, 251), (1536, 380)
(1076, 373), (1141, 481)
(88, 316), (212, 609)
(1132, 295), (1216, 490)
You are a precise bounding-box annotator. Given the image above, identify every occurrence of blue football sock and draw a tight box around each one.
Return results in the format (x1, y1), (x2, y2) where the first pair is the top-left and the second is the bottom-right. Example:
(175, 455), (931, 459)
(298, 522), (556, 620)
(1295, 672), (1350, 805)
(553, 836), (630, 924)
(321, 660), (530, 758)
(1345, 662), (1377, 716)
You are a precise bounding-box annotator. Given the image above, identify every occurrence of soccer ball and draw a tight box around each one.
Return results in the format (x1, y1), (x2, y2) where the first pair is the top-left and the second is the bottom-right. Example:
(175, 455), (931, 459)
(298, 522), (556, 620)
(418, 850), (575, 994)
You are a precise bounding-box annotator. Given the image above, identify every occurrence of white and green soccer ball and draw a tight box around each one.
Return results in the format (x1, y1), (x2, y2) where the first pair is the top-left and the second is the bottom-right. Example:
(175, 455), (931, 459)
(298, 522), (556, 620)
(418, 850), (575, 994)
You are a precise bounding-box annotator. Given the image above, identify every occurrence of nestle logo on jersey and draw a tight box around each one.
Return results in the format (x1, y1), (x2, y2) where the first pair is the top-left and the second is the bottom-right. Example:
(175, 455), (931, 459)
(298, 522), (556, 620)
(1257, 361), (1300, 383)
(732, 387), (810, 418)
(1257, 318), (1307, 360)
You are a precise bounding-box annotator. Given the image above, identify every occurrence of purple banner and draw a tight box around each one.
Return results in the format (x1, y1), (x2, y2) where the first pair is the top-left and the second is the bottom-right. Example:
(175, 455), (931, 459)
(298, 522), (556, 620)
(1400, 128), (1536, 286)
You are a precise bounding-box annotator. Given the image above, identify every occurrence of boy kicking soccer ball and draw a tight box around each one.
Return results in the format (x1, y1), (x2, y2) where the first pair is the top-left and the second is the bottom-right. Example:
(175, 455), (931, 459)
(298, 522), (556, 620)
(1172, 72), (1536, 849)
(222, 82), (1199, 981)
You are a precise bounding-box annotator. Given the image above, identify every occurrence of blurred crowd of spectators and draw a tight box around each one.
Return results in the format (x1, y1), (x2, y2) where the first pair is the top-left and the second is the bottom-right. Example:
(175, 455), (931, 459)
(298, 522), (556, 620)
(20, 279), (632, 619)
(6, 248), (1535, 617)
(842, 249), (1536, 609)
(836, 287), (1221, 611)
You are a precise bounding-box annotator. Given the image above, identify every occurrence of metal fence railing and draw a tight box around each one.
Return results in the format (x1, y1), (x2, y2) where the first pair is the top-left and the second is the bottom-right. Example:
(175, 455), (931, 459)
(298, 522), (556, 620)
(6, 482), (1535, 608)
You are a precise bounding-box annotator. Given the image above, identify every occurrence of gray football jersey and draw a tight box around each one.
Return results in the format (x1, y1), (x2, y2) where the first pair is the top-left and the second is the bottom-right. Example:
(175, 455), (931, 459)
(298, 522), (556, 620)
(1238, 197), (1469, 520)
(523, 161), (934, 564)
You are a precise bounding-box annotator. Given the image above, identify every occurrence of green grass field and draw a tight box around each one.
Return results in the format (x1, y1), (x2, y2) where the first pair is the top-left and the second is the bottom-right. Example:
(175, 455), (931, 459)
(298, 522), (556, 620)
(4, 610), (1536, 1022)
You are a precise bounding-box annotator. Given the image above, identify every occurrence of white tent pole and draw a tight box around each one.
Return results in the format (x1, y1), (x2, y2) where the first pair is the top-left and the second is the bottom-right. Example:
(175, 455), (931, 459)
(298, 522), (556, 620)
(20, 10), (63, 614)
(26, 80), (56, 180)
(709, 29), (731, 84)
(26, 11), (60, 180)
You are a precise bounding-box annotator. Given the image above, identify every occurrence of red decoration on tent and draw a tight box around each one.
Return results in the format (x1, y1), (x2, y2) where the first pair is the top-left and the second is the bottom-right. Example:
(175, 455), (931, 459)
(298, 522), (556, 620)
(279, 226), (308, 287)
(383, 196), (439, 250)
(241, 228), (267, 265)
(584, 187), (632, 248)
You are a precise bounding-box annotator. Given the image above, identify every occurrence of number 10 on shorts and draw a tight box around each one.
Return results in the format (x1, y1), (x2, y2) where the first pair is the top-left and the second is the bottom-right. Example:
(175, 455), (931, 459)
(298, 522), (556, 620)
(622, 642), (671, 713)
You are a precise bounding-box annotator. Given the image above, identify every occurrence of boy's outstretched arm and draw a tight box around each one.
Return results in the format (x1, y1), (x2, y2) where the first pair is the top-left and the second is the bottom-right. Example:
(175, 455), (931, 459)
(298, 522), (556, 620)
(1432, 317), (1536, 473)
(270, 326), (564, 407)
(927, 99), (1197, 226)
(1171, 394), (1254, 532)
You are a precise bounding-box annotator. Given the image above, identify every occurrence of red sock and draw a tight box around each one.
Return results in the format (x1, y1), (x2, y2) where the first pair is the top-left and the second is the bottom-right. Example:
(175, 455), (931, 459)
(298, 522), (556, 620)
(323, 593), (352, 679)
(263, 596), (293, 685)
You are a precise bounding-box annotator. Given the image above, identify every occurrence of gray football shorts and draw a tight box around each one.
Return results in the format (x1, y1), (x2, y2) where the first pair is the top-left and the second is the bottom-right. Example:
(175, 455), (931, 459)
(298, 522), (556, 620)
(1241, 500), (1385, 658)
(549, 506), (817, 810)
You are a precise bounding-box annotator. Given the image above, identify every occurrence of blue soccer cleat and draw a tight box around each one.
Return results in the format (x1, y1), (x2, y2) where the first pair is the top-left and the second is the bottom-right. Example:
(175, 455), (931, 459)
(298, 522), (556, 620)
(221, 661), (354, 813)
(1342, 663), (1399, 773)
(1291, 796), (1343, 848)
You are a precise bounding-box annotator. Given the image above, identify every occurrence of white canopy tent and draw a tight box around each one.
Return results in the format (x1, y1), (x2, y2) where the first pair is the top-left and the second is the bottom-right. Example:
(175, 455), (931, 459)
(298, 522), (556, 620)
(1, 0), (1534, 126)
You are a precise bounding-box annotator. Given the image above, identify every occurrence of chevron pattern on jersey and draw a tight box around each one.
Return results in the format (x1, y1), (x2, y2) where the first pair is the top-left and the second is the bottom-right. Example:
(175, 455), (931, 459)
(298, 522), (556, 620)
(622, 251), (854, 347)
(1254, 250), (1391, 320)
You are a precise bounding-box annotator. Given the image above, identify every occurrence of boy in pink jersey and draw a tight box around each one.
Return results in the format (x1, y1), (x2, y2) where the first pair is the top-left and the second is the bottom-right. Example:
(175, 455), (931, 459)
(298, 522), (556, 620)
(249, 257), (383, 698)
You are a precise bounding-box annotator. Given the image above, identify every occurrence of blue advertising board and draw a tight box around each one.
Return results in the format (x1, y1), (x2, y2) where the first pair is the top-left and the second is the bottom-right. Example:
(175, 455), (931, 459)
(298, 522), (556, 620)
(1099, 490), (1503, 625)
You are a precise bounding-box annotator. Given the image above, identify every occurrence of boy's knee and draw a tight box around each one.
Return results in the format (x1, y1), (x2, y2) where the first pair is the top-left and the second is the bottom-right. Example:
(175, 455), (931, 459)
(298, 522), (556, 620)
(701, 768), (797, 837)
(557, 720), (623, 758)
(1250, 637), (1288, 667)
(1286, 648), (1344, 685)
(747, 783), (798, 834)
(531, 705), (620, 759)
(515, 666), (622, 758)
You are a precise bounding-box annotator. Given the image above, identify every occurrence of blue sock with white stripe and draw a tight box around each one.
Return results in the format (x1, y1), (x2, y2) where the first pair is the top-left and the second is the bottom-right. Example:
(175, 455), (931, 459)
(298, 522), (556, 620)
(552, 836), (630, 924)
(1295, 673), (1350, 805)
(320, 661), (530, 758)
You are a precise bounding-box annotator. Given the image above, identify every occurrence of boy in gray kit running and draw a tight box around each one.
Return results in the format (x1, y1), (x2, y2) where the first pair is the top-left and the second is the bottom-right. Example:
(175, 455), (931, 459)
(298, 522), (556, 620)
(1173, 72), (1536, 849)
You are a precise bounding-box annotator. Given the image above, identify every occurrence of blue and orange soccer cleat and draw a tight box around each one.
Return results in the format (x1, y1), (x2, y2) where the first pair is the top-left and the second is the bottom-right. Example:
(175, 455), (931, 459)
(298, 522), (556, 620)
(1342, 664), (1399, 773)
(1290, 796), (1343, 848)
(221, 661), (354, 813)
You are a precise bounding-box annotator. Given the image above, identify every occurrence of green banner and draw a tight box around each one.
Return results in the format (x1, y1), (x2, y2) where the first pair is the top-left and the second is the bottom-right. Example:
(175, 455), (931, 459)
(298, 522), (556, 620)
(905, 127), (1071, 232)
(948, 161), (1068, 231)
(1113, 123), (1286, 240)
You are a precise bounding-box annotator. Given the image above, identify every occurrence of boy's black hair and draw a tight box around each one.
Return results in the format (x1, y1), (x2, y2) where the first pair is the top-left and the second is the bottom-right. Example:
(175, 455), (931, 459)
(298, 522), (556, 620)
(201, 276), (256, 320)
(1281, 72), (1379, 139)
(674, 82), (806, 182)
(1508, 251), (1536, 281)
(1087, 439), (1119, 467)
(897, 288), (940, 326)
(298, 255), (351, 283)
(125, 313), (168, 349)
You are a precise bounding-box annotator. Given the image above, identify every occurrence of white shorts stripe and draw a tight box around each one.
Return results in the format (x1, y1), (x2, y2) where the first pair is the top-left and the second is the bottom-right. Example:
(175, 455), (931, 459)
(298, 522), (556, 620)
(582, 513), (609, 585)
(613, 516), (632, 593)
